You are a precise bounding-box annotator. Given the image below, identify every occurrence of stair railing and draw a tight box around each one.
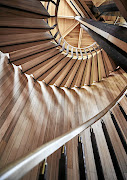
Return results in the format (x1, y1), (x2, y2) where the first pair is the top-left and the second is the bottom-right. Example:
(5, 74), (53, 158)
(0, 85), (126, 180)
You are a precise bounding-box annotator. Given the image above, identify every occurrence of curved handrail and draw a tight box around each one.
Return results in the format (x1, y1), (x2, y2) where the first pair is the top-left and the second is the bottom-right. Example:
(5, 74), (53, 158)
(0, 85), (127, 180)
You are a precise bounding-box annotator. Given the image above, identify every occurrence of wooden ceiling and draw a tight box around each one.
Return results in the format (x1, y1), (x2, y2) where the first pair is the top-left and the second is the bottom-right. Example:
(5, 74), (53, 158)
(42, 0), (126, 48)
(57, 0), (96, 48)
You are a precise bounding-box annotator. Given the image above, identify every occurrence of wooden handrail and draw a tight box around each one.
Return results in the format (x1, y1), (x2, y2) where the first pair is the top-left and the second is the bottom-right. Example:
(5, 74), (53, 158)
(0, 86), (127, 180)
(75, 16), (127, 53)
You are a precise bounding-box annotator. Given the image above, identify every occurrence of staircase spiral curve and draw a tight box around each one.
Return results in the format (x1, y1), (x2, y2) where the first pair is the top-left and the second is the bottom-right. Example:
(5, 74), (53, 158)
(0, 0), (118, 89)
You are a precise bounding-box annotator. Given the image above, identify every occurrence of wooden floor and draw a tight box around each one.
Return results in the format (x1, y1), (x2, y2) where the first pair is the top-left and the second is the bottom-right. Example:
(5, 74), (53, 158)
(0, 53), (127, 180)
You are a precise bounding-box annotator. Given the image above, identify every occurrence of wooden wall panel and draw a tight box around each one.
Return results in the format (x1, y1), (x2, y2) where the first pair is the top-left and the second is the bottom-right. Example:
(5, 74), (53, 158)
(81, 30), (95, 47)
(0, 53), (127, 180)
(58, 0), (76, 17)
(65, 25), (80, 47)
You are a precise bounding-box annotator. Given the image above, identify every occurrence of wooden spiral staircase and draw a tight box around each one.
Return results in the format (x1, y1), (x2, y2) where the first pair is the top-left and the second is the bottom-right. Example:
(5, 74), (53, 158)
(0, 0), (127, 180)
(0, 0), (118, 88)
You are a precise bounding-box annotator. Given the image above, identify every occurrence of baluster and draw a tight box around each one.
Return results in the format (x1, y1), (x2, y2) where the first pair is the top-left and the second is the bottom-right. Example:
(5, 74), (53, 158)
(80, 49), (83, 60)
(90, 127), (105, 180)
(117, 103), (127, 121)
(58, 145), (67, 180)
(76, 48), (79, 59)
(71, 47), (74, 57)
(101, 120), (124, 180)
(84, 48), (88, 59)
(66, 44), (69, 55)
(110, 111), (127, 153)
(38, 159), (48, 180)
(58, 37), (62, 45)
(61, 42), (65, 51)
(77, 136), (87, 180)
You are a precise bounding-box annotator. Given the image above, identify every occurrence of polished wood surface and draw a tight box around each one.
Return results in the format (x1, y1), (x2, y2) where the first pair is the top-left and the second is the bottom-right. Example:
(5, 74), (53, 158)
(0, 0), (50, 17)
(0, 52), (127, 180)
(47, 0), (96, 48)
(0, 0), (117, 88)
(76, 17), (127, 53)
(73, 0), (96, 20)
(9, 42), (57, 62)
(0, 17), (51, 29)
(0, 32), (53, 47)
(0, 0), (127, 179)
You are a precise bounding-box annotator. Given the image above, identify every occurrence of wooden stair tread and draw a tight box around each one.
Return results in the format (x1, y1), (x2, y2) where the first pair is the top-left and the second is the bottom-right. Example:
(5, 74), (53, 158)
(48, 57), (72, 85)
(33, 53), (66, 80)
(84, 56), (92, 85)
(101, 50), (114, 72)
(10, 46), (58, 66)
(0, 40), (51, 53)
(92, 53), (99, 82)
(0, 6), (48, 19)
(25, 53), (62, 75)
(37, 62), (60, 82)
(44, 56), (71, 84)
(71, 59), (83, 87)
(65, 60), (82, 88)
(9, 42), (57, 62)
(0, 0), (50, 17)
(60, 59), (77, 87)
(21, 48), (60, 73)
(75, 59), (87, 87)
(0, 27), (50, 35)
(54, 59), (76, 87)
(101, 50), (109, 77)
(97, 50), (106, 80)
(0, 17), (51, 29)
(0, 32), (53, 47)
